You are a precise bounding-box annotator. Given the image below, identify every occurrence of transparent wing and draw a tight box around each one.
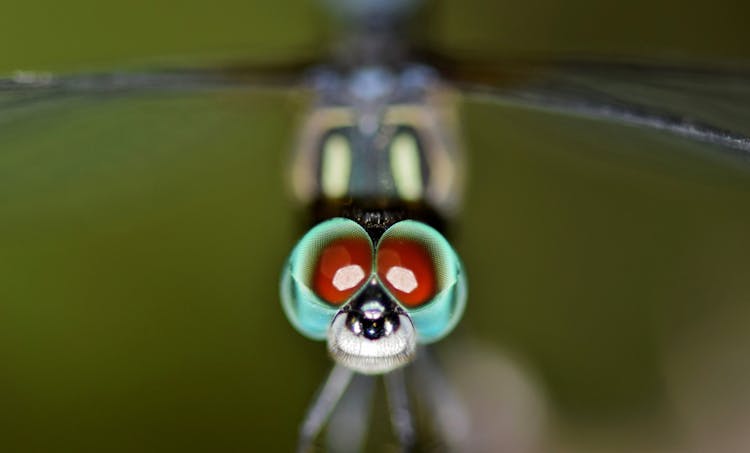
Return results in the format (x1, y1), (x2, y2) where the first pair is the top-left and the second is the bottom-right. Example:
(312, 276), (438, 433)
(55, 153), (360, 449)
(427, 55), (750, 157)
(0, 61), (313, 120)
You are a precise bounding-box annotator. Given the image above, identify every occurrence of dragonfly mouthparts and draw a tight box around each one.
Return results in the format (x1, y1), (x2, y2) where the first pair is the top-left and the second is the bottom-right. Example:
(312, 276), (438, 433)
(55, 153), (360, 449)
(327, 281), (417, 374)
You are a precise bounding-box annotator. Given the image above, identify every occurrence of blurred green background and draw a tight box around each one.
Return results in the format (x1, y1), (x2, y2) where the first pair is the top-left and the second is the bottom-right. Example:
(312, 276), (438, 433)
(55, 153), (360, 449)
(2, 0), (750, 452)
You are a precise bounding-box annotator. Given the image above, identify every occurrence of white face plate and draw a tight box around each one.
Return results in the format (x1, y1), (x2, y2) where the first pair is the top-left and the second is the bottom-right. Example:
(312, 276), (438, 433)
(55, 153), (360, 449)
(327, 311), (417, 375)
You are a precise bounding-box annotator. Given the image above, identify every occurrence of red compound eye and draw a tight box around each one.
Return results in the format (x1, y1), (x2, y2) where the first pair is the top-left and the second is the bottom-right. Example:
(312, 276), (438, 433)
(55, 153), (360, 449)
(313, 237), (372, 305)
(377, 238), (436, 307)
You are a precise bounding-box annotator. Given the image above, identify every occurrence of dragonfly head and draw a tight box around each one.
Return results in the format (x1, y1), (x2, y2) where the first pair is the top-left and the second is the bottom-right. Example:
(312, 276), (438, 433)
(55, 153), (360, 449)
(280, 217), (466, 375)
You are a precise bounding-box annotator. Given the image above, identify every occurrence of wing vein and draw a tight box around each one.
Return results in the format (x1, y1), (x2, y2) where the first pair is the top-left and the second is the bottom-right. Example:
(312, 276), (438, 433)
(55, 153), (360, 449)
(463, 81), (750, 156)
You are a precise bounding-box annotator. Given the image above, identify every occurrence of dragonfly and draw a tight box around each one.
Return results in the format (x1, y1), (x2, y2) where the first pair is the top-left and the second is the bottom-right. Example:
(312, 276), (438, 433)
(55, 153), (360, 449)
(3, 0), (750, 451)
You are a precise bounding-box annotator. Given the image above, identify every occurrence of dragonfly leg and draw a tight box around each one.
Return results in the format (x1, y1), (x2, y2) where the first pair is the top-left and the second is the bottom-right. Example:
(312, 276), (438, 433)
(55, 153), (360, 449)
(411, 347), (470, 450)
(325, 373), (376, 453)
(384, 367), (416, 452)
(297, 363), (355, 453)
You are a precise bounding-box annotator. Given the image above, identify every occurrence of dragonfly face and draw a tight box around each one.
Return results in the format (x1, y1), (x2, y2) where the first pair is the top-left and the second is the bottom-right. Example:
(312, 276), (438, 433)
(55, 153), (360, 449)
(281, 64), (467, 374)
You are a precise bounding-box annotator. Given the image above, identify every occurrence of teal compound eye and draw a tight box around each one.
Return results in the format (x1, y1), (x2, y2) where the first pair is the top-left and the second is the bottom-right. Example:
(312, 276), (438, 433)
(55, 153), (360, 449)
(280, 218), (373, 340)
(375, 220), (467, 343)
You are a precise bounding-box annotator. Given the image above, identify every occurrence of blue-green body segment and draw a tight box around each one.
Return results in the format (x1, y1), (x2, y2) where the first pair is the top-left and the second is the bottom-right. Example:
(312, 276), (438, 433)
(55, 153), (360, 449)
(280, 217), (466, 343)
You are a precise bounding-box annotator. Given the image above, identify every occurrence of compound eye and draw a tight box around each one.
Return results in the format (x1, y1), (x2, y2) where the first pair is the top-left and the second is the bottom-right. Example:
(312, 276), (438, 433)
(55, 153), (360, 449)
(377, 238), (435, 307)
(280, 218), (373, 340)
(374, 220), (466, 344)
(313, 237), (372, 305)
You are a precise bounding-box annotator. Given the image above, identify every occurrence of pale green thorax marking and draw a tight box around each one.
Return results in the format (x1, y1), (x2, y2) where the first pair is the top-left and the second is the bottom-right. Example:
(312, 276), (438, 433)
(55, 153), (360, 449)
(390, 131), (423, 201)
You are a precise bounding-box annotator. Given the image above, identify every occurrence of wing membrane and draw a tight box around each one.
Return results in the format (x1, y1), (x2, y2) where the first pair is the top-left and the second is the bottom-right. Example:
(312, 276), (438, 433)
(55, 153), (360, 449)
(0, 61), (313, 117)
(428, 56), (750, 156)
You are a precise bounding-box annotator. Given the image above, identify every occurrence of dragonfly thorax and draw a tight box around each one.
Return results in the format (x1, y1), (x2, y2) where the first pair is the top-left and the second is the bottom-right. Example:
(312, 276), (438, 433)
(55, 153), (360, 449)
(291, 63), (465, 219)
